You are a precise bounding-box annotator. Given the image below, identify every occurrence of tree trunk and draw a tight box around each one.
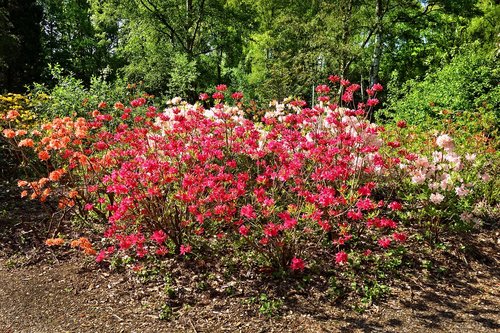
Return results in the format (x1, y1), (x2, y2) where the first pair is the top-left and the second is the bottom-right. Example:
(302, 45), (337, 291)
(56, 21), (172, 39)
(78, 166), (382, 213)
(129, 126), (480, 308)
(340, 0), (353, 75)
(369, 0), (383, 86)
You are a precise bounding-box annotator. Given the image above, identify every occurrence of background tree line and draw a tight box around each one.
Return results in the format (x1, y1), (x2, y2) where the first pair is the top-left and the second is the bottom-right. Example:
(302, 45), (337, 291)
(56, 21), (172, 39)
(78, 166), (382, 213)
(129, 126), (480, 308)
(0, 0), (498, 115)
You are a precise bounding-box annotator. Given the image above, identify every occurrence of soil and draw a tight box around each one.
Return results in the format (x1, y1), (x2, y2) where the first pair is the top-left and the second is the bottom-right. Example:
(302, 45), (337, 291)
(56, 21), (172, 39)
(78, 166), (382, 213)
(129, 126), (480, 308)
(0, 180), (499, 333)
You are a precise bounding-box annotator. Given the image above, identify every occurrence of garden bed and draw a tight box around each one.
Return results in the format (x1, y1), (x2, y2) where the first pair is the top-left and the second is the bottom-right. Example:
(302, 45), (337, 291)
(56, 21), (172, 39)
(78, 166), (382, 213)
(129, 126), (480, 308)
(1, 180), (498, 333)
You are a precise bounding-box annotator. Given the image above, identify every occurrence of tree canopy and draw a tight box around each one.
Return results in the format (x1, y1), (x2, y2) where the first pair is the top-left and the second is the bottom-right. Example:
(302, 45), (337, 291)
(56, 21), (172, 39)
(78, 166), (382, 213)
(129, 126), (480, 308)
(0, 0), (498, 109)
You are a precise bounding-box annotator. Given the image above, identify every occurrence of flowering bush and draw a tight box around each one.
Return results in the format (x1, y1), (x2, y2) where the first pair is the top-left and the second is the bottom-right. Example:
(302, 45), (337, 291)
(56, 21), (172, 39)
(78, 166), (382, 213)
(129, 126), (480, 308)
(8, 75), (497, 278)
(0, 93), (42, 130)
(2, 77), (418, 273)
(381, 119), (498, 239)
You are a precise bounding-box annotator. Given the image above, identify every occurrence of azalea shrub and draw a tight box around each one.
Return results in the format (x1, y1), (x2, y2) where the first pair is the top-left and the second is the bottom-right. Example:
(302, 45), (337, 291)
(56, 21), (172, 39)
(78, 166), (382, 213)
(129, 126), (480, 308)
(380, 114), (498, 240)
(0, 93), (49, 179)
(2, 76), (496, 275)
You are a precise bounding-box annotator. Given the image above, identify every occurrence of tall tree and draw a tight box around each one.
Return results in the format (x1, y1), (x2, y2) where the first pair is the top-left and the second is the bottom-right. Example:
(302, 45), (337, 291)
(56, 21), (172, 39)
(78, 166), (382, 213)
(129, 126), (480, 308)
(39, 0), (117, 85)
(90, 0), (255, 97)
(0, 0), (43, 92)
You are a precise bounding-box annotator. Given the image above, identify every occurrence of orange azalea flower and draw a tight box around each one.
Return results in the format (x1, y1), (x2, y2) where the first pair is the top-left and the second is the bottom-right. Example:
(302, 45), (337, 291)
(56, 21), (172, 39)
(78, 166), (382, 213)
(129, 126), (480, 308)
(49, 139), (64, 149)
(78, 237), (91, 247)
(6, 110), (20, 119)
(61, 136), (71, 146)
(15, 130), (27, 136)
(49, 169), (65, 181)
(18, 138), (34, 147)
(38, 150), (50, 161)
(68, 190), (78, 199)
(58, 198), (67, 209)
(41, 123), (52, 131)
(17, 180), (28, 187)
(58, 198), (75, 208)
(2, 129), (15, 138)
(75, 153), (88, 165)
(31, 130), (42, 136)
(40, 188), (51, 202)
(56, 128), (68, 137)
(70, 237), (96, 255)
(40, 137), (50, 145)
(45, 238), (65, 246)
(92, 110), (101, 117)
(38, 177), (49, 187)
(83, 247), (97, 256)
(20, 190), (28, 198)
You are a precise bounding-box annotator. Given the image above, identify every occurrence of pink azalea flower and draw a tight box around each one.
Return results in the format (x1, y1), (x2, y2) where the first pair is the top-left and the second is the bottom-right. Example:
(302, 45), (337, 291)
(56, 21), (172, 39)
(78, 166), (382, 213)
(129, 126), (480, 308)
(180, 244), (192, 255)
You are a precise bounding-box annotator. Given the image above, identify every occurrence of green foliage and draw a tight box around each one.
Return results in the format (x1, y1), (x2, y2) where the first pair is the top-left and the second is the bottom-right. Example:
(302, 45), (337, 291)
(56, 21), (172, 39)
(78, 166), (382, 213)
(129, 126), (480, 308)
(167, 54), (199, 99)
(381, 45), (499, 126)
(158, 304), (173, 320)
(39, 0), (118, 85)
(360, 279), (390, 306)
(246, 293), (283, 317)
(28, 65), (137, 119)
(89, 0), (254, 98)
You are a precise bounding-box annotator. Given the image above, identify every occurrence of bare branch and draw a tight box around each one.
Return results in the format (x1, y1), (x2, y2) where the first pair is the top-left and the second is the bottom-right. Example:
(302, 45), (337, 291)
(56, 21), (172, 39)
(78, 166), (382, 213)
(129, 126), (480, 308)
(136, 0), (190, 53)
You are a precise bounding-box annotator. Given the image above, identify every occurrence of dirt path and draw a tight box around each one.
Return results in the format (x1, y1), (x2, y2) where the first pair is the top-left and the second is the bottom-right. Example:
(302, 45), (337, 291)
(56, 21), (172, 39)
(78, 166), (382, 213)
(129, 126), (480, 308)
(0, 254), (498, 333)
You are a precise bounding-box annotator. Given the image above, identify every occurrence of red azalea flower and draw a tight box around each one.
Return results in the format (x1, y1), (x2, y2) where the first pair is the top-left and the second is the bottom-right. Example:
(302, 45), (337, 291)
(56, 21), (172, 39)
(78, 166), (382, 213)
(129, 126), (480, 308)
(290, 257), (305, 271)
(342, 91), (353, 103)
(335, 251), (348, 265)
(388, 201), (402, 211)
(328, 75), (340, 83)
(151, 230), (167, 244)
(239, 225), (250, 236)
(231, 91), (244, 100)
(212, 92), (224, 100)
(367, 98), (379, 107)
(397, 120), (407, 128)
(372, 83), (383, 92)
(96, 250), (107, 263)
(156, 246), (168, 256)
(94, 141), (108, 150)
(215, 84), (227, 91)
(315, 84), (330, 94)
(378, 237), (392, 248)
(393, 232), (408, 243)
(387, 141), (401, 148)
(241, 204), (256, 219)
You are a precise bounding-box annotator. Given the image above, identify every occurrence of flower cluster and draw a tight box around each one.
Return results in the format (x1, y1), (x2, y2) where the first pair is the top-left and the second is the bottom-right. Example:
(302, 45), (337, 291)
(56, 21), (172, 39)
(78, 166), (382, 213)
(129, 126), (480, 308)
(4, 78), (410, 271)
(408, 134), (479, 206)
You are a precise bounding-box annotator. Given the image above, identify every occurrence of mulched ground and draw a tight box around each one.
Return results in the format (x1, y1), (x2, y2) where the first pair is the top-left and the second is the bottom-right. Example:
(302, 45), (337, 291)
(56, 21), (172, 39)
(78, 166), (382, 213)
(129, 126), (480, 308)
(0, 179), (499, 333)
